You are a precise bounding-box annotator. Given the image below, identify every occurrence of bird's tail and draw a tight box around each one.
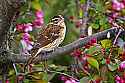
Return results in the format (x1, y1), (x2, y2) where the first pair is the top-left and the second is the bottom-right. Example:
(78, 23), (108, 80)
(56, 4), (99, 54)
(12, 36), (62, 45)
(24, 48), (43, 72)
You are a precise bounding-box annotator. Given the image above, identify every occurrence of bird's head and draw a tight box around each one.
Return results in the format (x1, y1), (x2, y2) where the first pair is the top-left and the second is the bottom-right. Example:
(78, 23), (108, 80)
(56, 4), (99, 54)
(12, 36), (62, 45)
(51, 15), (64, 26)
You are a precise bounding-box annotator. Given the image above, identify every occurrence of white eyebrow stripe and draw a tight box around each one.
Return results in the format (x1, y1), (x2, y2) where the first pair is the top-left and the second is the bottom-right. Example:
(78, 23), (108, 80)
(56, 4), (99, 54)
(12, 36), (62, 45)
(52, 18), (59, 20)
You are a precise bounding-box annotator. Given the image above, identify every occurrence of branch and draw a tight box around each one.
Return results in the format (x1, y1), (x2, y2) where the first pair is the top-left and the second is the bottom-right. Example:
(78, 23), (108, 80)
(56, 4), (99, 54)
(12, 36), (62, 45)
(9, 28), (125, 63)
(0, 0), (25, 76)
(80, 0), (91, 36)
(0, 0), (24, 48)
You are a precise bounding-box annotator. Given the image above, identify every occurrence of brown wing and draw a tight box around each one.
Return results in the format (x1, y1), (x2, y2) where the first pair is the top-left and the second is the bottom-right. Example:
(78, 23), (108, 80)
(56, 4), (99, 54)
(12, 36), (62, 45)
(29, 23), (62, 59)
(37, 23), (62, 47)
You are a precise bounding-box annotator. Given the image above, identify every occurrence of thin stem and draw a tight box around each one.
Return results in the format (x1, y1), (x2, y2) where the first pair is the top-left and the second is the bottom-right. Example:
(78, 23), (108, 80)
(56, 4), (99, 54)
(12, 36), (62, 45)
(13, 63), (18, 75)
(113, 29), (123, 45)
(80, 0), (91, 36)
(48, 70), (79, 82)
(75, 0), (80, 17)
(24, 70), (79, 82)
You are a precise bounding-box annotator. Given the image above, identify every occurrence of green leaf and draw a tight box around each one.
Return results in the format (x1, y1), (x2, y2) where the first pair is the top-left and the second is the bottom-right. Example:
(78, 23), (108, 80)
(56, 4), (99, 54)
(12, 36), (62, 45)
(16, 17), (34, 23)
(48, 73), (56, 81)
(80, 0), (85, 4)
(99, 17), (108, 25)
(101, 58), (105, 64)
(91, 23), (99, 29)
(95, 1), (104, 13)
(31, 0), (42, 10)
(108, 63), (118, 71)
(24, 79), (30, 83)
(121, 9), (125, 15)
(87, 57), (99, 70)
(80, 77), (90, 83)
(55, 65), (67, 71)
(100, 39), (112, 48)
(42, 72), (48, 81)
(79, 9), (83, 18)
(106, 72), (115, 82)
(102, 23), (110, 30)
(85, 46), (101, 55)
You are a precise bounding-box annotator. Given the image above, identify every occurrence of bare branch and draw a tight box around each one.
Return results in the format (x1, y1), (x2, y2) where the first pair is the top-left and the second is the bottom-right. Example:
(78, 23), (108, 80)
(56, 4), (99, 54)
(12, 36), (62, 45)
(80, 0), (91, 36)
(9, 28), (125, 63)
(0, 0), (24, 48)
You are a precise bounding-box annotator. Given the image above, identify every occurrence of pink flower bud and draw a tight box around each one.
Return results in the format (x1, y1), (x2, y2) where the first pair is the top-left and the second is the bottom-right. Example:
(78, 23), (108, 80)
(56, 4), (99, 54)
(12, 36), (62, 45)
(65, 80), (72, 83)
(120, 61), (125, 69)
(120, 2), (125, 9)
(6, 79), (10, 83)
(72, 49), (82, 58)
(24, 23), (33, 32)
(108, 17), (114, 23)
(70, 79), (77, 83)
(115, 75), (121, 81)
(65, 79), (79, 83)
(112, 12), (119, 18)
(112, 0), (122, 11)
(22, 33), (30, 41)
(35, 10), (44, 19)
(33, 18), (44, 27)
(91, 38), (97, 44)
(16, 24), (24, 31)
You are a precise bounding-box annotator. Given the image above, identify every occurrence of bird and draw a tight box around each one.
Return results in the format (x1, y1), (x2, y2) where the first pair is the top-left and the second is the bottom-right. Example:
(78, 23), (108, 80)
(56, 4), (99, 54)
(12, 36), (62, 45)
(25, 15), (66, 70)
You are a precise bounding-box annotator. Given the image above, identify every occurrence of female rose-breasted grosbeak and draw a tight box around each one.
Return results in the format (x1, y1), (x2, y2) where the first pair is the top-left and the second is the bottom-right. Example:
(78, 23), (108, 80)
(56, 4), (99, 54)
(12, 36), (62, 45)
(26, 15), (66, 66)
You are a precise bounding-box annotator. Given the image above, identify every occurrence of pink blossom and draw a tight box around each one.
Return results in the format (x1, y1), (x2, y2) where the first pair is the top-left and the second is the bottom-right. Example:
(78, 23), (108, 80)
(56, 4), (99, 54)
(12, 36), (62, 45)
(71, 49), (82, 58)
(108, 17), (114, 23)
(6, 79), (10, 83)
(27, 43), (33, 50)
(24, 23), (33, 32)
(115, 75), (121, 83)
(33, 18), (44, 27)
(60, 75), (67, 81)
(90, 38), (97, 44)
(112, 12), (119, 18)
(115, 75), (121, 81)
(70, 79), (78, 83)
(16, 23), (33, 32)
(20, 39), (33, 51)
(65, 80), (72, 83)
(65, 79), (79, 83)
(120, 61), (125, 69)
(120, 2), (125, 9)
(21, 33), (33, 51)
(16, 24), (24, 31)
(123, 0), (125, 5)
(112, 0), (123, 11)
(20, 39), (33, 55)
(22, 33), (30, 42)
(32, 10), (44, 27)
(60, 76), (79, 83)
(35, 10), (44, 19)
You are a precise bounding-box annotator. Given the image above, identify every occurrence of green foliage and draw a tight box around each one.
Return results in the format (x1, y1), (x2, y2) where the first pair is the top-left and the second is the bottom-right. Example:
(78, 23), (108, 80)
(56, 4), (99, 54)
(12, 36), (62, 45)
(100, 39), (112, 48)
(80, 77), (89, 83)
(107, 63), (118, 71)
(31, 0), (42, 10)
(85, 45), (101, 55)
(87, 57), (99, 70)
